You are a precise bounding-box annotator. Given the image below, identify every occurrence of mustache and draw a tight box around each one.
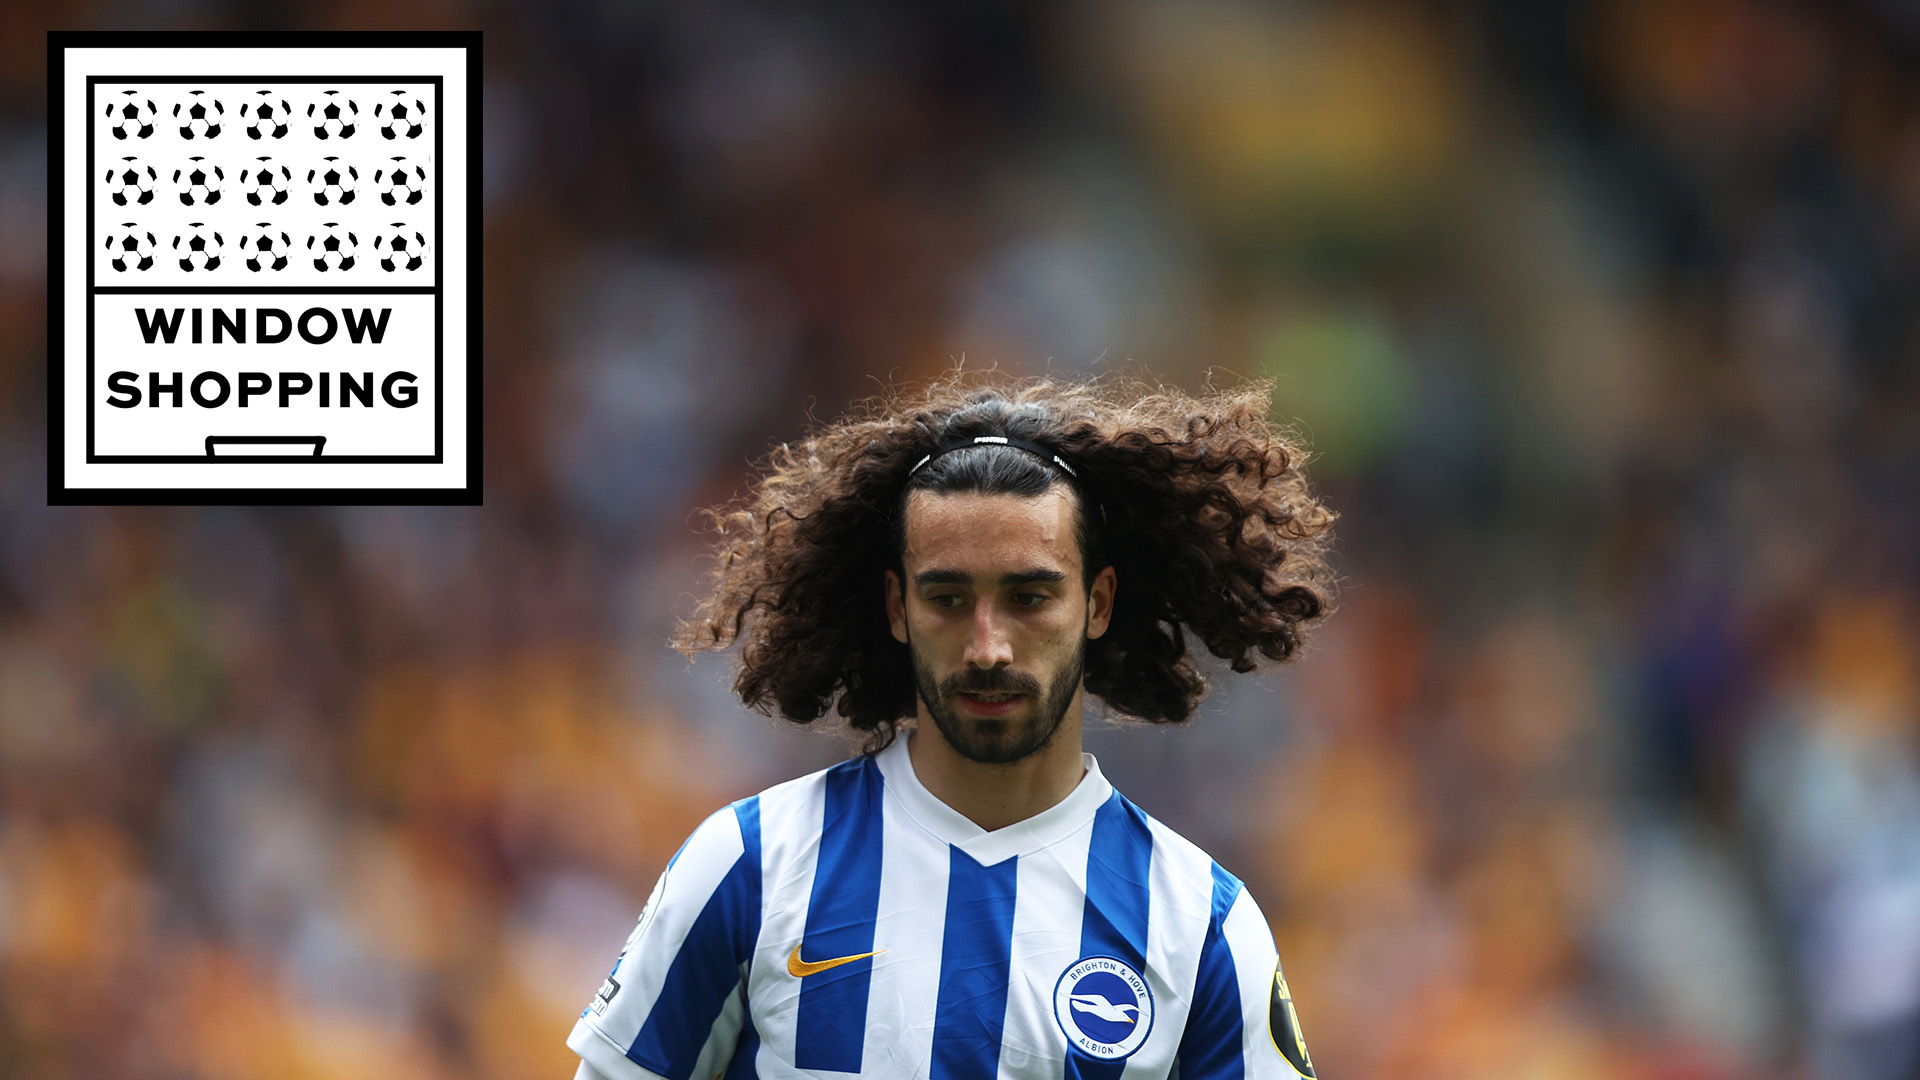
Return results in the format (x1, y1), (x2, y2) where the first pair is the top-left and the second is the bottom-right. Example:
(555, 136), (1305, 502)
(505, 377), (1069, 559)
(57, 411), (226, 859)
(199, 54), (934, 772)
(942, 668), (1041, 697)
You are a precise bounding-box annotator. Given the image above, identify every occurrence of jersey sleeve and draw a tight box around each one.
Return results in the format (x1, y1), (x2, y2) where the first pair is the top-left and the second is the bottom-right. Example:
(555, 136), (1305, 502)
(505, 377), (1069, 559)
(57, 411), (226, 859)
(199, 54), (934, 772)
(567, 799), (763, 1080)
(1177, 876), (1318, 1080)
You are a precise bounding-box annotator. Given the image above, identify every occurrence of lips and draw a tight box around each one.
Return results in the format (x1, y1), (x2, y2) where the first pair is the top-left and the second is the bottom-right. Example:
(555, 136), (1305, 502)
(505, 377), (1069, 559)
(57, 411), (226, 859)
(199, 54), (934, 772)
(957, 691), (1024, 716)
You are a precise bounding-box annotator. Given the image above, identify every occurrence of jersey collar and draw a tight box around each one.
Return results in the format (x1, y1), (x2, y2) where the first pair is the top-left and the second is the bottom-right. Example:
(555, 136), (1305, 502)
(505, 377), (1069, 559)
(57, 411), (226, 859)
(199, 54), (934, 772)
(873, 727), (1114, 866)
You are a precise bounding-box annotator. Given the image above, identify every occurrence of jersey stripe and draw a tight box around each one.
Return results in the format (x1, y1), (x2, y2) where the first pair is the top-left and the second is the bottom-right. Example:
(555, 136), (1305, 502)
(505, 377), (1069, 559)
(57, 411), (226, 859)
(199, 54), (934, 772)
(997, 821), (1094, 1077)
(721, 798), (765, 1080)
(1177, 863), (1246, 1079)
(1068, 792), (1155, 1080)
(628, 797), (763, 1080)
(1220, 890), (1295, 1079)
(742, 772), (826, 1067)
(931, 848), (1019, 1080)
(723, 998), (760, 1080)
(796, 758), (886, 1072)
(734, 799), (764, 955)
(865, 773), (954, 1069)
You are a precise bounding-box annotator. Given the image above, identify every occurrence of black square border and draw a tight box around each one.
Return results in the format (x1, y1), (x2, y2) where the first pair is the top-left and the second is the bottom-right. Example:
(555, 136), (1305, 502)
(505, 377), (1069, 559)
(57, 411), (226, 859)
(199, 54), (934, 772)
(49, 30), (483, 506)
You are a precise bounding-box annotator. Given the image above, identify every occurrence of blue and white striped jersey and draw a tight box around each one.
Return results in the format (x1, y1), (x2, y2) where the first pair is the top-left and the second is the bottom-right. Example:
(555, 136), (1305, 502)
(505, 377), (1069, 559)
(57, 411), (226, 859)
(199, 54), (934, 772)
(568, 734), (1315, 1080)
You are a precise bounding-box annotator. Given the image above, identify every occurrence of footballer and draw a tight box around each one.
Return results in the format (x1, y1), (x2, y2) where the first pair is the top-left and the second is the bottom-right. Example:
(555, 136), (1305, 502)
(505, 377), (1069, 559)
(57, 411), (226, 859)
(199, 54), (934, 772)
(569, 373), (1334, 1078)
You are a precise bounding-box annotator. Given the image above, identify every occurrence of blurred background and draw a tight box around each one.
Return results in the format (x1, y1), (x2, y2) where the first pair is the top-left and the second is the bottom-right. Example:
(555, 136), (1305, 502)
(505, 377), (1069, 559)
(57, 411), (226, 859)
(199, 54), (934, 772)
(5, 1), (1920, 1077)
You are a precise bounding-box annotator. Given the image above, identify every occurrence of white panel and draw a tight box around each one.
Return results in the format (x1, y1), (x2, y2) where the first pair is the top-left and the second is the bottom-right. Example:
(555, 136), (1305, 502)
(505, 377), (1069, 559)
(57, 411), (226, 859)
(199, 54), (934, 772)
(1222, 889), (1299, 1079)
(1125, 818), (1219, 1078)
(741, 767), (829, 1072)
(857, 780), (954, 1073)
(996, 816), (1097, 1079)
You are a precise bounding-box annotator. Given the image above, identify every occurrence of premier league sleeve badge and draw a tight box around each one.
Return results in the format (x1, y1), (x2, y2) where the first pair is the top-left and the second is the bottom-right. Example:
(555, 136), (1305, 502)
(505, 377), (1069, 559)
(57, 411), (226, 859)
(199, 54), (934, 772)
(1269, 963), (1316, 1077)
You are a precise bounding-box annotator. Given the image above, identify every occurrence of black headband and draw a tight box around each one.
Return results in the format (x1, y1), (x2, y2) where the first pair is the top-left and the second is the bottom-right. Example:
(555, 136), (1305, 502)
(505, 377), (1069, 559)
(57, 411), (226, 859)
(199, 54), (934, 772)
(908, 435), (1078, 479)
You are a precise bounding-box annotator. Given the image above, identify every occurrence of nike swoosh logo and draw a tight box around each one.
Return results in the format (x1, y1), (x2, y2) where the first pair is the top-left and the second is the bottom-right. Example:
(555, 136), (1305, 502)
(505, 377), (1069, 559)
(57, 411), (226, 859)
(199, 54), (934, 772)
(787, 944), (887, 978)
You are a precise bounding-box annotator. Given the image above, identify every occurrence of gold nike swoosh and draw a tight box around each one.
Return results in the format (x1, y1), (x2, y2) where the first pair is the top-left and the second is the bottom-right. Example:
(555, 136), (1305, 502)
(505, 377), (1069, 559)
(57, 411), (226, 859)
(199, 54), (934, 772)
(787, 944), (887, 978)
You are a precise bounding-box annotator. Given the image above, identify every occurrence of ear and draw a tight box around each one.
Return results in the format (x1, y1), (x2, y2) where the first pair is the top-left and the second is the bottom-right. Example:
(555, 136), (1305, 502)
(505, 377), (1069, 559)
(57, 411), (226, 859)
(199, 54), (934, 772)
(885, 568), (909, 644)
(1086, 564), (1117, 640)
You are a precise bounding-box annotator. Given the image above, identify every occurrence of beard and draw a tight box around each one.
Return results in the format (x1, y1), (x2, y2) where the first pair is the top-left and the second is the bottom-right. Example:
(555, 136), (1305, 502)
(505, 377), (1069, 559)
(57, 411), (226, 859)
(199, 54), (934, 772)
(910, 636), (1086, 766)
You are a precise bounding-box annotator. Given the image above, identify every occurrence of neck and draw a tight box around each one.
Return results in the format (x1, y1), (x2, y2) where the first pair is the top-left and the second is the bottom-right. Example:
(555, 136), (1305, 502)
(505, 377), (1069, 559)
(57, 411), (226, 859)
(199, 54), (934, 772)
(905, 691), (1088, 832)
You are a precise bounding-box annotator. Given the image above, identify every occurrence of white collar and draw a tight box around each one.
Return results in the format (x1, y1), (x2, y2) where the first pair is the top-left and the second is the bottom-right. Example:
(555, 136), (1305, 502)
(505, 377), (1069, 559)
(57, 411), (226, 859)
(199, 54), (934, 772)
(872, 726), (1113, 866)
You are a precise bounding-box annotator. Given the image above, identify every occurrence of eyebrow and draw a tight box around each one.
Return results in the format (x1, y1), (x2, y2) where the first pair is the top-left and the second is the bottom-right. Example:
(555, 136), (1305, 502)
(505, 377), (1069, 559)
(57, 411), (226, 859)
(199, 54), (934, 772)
(913, 568), (1069, 587)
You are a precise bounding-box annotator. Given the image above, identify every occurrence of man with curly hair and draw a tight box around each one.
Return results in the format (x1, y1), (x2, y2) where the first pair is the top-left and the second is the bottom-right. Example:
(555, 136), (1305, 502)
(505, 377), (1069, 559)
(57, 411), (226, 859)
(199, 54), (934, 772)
(569, 373), (1334, 1080)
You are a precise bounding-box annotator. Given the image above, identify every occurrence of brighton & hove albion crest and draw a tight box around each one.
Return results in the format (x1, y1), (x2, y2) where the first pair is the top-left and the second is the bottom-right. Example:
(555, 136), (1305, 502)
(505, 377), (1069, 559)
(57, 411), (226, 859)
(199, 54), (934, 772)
(1053, 956), (1154, 1059)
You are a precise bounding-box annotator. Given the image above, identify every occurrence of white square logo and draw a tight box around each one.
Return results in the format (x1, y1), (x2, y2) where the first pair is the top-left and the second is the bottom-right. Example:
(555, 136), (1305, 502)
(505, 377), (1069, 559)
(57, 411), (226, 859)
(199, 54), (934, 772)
(50, 33), (480, 504)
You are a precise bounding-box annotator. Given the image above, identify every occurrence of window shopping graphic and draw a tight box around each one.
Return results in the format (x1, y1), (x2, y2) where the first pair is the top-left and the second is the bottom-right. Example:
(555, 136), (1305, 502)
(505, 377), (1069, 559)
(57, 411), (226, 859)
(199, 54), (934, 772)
(52, 36), (479, 504)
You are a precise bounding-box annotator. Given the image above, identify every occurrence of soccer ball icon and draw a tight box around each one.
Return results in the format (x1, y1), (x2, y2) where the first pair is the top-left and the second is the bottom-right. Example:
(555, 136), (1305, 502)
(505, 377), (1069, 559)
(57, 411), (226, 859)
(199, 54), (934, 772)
(243, 92), (291, 139)
(174, 158), (224, 207)
(174, 225), (223, 272)
(105, 226), (156, 272)
(376, 226), (427, 272)
(244, 160), (291, 206)
(309, 158), (358, 206)
(377, 160), (426, 206)
(243, 227), (291, 272)
(309, 224), (357, 271)
(174, 92), (223, 139)
(309, 92), (358, 139)
(106, 158), (156, 206)
(107, 92), (156, 140)
(376, 92), (426, 139)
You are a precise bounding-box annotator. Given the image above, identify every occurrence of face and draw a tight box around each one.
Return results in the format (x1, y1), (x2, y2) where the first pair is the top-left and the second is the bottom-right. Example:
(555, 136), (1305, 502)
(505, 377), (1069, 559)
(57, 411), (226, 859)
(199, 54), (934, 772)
(885, 487), (1116, 765)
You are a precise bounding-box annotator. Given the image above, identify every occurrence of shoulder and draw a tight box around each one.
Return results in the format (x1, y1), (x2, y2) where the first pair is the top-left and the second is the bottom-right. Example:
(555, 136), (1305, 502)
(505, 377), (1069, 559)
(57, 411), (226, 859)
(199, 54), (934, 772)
(723, 752), (881, 857)
(751, 751), (876, 804)
(1114, 789), (1251, 929)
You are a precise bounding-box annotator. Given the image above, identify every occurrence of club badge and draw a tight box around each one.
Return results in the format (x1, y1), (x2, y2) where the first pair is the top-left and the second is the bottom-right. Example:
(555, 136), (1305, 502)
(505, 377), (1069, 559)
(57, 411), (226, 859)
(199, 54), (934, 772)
(1053, 955), (1155, 1060)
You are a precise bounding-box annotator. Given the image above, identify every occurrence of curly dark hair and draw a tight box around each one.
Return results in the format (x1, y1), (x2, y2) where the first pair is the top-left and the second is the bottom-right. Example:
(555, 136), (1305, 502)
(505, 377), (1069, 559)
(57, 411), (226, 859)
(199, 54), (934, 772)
(672, 370), (1337, 752)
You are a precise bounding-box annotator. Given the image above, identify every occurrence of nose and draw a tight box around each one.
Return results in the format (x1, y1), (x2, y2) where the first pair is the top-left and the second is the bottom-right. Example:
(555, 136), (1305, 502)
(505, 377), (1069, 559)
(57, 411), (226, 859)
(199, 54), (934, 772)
(962, 601), (1014, 670)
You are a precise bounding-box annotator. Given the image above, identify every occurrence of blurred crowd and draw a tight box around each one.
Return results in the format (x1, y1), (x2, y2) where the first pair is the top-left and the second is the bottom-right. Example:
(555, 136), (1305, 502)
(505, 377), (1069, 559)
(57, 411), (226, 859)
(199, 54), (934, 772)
(4, 1), (1920, 1078)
